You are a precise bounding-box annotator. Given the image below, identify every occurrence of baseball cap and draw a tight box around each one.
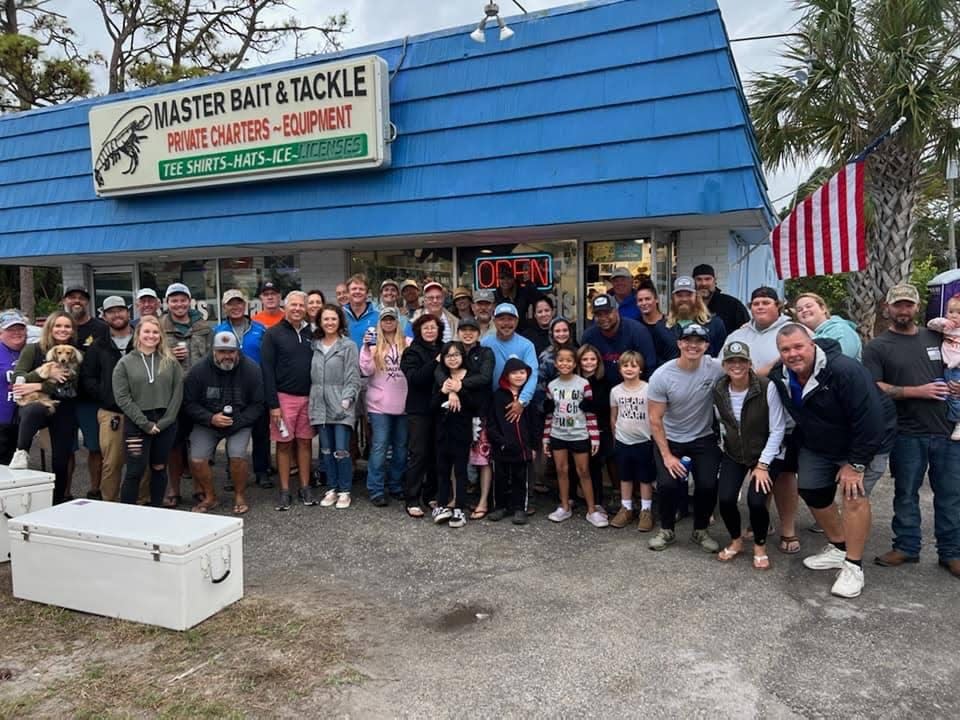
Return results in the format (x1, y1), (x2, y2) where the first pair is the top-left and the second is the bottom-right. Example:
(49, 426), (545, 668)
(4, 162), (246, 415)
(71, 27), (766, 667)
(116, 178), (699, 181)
(723, 340), (751, 362)
(62, 285), (90, 299)
(886, 283), (920, 305)
(592, 294), (616, 313)
(222, 289), (247, 305)
(493, 302), (519, 318)
(212, 331), (240, 350)
(0, 310), (27, 329)
(473, 289), (495, 303)
(380, 279), (400, 292)
(101, 296), (127, 311)
(692, 264), (716, 278)
(165, 282), (191, 299)
(673, 276), (696, 294)
(136, 288), (159, 300)
(610, 267), (632, 280)
(751, 286), (780, 302)
(680, 323), (710, 340)
(258, 281), (280, 295)
(453, 286), (473, 301)
(458, 316), (480, 331)
(379, 306), (399, 320)
(423, 281), (444, 294)
(400, 279), (419, 292)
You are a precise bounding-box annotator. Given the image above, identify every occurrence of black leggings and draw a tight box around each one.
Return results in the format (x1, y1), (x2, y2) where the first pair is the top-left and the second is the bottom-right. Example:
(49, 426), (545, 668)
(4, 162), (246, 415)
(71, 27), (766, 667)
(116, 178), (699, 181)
(120, 412), (177, 507)
(653, 434), (721, 532)
(717, 456), (773, 546)
(17, 400), (77, 504)
(436, 444), (469, 510)
(404, 415), (437, 507)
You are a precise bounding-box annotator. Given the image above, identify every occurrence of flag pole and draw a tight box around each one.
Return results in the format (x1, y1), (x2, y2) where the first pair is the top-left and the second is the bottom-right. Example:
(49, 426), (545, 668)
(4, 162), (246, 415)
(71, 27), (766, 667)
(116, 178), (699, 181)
(849, 116), (907, 163)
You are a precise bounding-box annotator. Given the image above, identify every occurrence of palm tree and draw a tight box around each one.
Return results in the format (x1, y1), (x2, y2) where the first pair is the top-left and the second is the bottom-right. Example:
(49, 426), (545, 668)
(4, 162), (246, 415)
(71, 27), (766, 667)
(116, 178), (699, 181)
(749, 0), (960, 337)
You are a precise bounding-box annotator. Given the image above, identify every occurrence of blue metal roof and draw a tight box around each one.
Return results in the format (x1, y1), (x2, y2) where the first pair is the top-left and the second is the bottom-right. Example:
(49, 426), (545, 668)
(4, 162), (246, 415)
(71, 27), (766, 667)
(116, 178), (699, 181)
(0, 0), (774, 260)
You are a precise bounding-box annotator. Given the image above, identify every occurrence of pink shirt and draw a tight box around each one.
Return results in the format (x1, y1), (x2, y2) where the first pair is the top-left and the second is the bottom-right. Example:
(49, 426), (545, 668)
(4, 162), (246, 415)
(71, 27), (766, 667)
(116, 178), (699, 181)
(359, 341), (410, 415)
(927, 318), (960, 369)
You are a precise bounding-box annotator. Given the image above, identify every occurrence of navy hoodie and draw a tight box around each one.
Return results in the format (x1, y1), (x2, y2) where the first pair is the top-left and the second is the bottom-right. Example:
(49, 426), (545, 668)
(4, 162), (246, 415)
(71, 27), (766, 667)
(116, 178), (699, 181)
(486, 358), (537, 463)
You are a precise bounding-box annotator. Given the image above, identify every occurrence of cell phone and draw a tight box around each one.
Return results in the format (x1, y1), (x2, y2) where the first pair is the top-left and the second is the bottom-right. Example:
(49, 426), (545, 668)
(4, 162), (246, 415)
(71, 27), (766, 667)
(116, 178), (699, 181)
(110, 415), (121, 431)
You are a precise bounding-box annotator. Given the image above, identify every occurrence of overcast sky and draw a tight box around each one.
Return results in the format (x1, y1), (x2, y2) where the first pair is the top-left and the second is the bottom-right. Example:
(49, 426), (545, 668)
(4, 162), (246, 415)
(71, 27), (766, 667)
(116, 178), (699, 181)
(61, 0), (814, 208)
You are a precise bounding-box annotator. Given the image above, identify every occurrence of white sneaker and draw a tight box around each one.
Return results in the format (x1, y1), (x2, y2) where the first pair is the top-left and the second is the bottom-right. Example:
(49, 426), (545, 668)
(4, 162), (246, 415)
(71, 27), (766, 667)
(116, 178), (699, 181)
(831, 561), (864, 598)
(548, 505), (573, 523)
(586, 510), (609, 528)
(803, 544), (847, 570)
(951, 421), (960, 442)
(448, 509), (466, 528)
(320, 489), (338, 507)
(8, 449), (29, 470)
(432, 506), (453, 524)
(335, 492), (351, 509)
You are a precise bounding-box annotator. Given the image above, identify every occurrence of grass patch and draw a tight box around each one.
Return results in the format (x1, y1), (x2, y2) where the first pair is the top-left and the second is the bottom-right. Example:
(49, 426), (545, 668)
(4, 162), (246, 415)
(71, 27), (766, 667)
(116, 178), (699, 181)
(0, 568), (350, 719)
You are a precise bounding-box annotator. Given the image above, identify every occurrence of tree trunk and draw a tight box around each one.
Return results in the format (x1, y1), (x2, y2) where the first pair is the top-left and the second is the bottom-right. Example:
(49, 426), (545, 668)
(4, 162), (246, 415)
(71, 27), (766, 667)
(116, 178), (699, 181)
(19, 265), (35, 320)
(845, 145), (921, 339)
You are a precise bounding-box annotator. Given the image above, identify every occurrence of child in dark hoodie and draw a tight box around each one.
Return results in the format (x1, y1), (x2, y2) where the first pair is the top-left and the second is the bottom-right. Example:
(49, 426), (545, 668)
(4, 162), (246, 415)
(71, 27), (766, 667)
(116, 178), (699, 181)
(486, 357), (537, 524)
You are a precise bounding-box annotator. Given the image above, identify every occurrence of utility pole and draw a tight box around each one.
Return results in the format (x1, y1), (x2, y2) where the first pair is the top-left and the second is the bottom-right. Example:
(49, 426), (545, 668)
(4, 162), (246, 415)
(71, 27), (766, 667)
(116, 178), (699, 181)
(948, 156), (958, 270)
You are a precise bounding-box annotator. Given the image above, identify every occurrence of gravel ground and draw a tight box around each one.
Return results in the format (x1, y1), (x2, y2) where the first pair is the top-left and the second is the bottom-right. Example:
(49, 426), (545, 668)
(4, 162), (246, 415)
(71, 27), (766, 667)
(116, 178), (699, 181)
(16, 451), (960, 718)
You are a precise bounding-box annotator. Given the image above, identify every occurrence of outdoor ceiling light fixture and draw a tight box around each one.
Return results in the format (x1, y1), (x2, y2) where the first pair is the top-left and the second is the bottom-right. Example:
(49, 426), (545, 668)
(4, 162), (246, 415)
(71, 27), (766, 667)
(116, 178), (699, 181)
(470, 2), (515, 43)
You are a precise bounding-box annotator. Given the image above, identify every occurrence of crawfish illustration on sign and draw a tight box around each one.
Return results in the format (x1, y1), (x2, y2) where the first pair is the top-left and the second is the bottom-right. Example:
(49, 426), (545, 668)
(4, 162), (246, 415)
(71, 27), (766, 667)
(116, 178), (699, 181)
(94, 105), (152, 187)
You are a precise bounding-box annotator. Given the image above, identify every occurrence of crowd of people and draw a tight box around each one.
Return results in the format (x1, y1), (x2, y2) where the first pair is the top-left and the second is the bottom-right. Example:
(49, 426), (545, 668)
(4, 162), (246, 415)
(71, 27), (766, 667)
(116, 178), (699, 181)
(2, 262), (958, 599)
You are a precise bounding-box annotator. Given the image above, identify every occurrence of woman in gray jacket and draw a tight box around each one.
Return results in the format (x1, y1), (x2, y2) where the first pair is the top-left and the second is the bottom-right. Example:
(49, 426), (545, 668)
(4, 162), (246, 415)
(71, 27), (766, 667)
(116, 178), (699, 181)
(310, 304), (361, 509)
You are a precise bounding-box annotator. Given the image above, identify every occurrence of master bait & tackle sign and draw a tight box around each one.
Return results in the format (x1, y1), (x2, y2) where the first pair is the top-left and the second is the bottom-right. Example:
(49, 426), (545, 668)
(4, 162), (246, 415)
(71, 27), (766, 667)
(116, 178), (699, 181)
(88, 55), (391, 196)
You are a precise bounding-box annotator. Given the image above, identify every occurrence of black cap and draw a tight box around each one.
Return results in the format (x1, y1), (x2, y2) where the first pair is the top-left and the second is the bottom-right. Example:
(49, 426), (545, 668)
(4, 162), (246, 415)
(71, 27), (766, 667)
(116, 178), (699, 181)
(258, 281), (279, 295)
(680, 323), (710, 340)
(750, 286), (780, 302)
(592, 294), (616, 312)
(503, 357), (531, 375)
(62, 285), (90, 299)
(692, 264), (716, 278)
(458, 316), (480, 331)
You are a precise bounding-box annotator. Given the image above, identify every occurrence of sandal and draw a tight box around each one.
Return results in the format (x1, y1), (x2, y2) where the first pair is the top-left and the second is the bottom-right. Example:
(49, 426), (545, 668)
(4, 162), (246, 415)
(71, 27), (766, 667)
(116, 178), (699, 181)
(778, 535), (801, 555)
(406, 505), (425, 518)
(718, 545), (741, 562)
(233, 502), (249, 515)
(163, 494), (181, 508)
(191, 498), (219, 513)
(753, 554), (771, 570)
(469, 508), (488, 520)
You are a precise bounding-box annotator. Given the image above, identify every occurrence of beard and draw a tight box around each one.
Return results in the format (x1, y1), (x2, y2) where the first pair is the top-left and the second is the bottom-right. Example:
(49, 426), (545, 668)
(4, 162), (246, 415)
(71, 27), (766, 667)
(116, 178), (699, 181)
(69, 304), (86, 319)
(214, 358), (236, 371)
(891, 314), (915, 331)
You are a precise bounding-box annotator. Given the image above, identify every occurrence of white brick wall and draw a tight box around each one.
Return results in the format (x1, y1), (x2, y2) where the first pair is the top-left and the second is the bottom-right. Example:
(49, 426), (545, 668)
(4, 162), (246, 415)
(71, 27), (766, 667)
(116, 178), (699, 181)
(675, 229), (731, 290)
(300, 249), (349, 300)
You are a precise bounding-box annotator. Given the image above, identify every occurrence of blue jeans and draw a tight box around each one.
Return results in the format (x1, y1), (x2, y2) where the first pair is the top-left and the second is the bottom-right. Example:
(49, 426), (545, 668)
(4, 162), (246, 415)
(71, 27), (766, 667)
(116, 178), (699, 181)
(945, 366), (960, 422)
(889, 434), (960, 560)
(317, 424), (353, 493)
(367, 413), (407, 498)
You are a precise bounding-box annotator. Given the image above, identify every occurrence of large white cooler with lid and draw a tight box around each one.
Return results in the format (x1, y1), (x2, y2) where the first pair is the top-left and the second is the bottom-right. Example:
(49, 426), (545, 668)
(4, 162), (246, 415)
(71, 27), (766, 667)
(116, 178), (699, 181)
(8, 499), (243, 630)
(0, 466), (54, 562)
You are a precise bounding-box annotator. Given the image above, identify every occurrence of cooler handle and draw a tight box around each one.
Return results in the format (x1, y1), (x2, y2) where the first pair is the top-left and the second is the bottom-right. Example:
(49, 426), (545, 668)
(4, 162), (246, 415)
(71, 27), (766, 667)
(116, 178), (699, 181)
(0, 492), (31, 519)
(201, 545), (232, 585)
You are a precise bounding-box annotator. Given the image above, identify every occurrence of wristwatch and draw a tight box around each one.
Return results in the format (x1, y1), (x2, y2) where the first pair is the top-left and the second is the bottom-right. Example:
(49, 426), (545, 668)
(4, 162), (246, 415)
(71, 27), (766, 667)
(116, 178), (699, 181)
(850, 463), (866, 474)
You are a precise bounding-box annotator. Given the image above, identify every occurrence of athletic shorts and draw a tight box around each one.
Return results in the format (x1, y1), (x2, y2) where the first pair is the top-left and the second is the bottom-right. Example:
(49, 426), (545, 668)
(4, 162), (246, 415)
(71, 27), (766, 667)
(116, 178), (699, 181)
(778, 433), (799, 474)
(547, 437), (591, 454)
(189, 425), (252, 461)
(797, 448), (888, 497)
(271, 393), (314, 441)
(614, 440), (655, 484)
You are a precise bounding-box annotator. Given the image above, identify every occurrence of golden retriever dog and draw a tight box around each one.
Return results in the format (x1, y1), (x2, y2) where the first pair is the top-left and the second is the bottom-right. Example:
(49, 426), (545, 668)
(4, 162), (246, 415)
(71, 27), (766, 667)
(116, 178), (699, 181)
(15, 344), (84, 413)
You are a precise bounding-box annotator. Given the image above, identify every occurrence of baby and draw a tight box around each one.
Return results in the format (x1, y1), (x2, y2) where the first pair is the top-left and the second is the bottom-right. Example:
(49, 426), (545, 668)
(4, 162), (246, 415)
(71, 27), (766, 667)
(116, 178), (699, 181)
(927, 293), (960, 440)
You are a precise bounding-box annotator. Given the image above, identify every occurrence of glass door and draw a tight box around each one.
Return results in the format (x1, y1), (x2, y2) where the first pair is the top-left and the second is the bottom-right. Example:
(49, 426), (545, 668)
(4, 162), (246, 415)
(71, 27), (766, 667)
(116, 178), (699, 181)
(93, 266), (135, 315)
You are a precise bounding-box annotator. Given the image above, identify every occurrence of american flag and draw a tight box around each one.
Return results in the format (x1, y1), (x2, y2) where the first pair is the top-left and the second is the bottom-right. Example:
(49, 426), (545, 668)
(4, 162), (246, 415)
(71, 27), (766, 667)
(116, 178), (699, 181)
(771, 161), (866, 280)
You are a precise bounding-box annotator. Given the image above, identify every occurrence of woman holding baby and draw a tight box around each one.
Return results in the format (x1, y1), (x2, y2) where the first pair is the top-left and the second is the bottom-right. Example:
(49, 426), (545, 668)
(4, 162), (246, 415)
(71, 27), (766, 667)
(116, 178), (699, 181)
(9, 311), (81, 504)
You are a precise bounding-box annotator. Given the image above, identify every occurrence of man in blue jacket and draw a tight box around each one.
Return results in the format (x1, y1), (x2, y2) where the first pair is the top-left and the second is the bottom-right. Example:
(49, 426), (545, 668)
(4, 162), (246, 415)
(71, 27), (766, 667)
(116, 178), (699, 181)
(214, 289), (271, 488)
(582, 294), (657, 382)
(769, 324), (896, 599)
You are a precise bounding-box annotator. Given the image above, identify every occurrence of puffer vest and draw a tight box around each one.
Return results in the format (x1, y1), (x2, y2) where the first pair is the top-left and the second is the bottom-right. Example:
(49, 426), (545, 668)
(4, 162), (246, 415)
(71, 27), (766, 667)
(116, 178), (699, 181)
(712, 373), (770, 465)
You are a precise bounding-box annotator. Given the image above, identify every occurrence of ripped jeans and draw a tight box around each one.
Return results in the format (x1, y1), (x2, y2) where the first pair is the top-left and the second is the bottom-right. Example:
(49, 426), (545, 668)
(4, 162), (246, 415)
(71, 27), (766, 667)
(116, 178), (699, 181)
(120, 410), (177, 507)
(316, 423), (353, 493)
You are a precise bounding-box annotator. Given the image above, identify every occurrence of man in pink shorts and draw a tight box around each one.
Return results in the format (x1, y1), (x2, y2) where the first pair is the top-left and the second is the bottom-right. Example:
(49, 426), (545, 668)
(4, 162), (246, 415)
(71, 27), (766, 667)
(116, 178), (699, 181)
(260, 290), (317, 511)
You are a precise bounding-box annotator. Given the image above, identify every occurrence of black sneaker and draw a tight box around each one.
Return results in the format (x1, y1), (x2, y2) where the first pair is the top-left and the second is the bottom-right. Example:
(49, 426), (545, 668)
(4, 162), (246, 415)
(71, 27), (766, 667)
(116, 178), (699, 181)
(486, 508), (508, 522)
(299, 487), (318, 506)
(512, 510), (528, 525)
(389, 491), (405, 502)
(224, 482), (235, 492)
(371, 495), (389, 507)
(275, 491), (292, 511)
(255, 472), (274, 489)
(86, 489), (102, 500)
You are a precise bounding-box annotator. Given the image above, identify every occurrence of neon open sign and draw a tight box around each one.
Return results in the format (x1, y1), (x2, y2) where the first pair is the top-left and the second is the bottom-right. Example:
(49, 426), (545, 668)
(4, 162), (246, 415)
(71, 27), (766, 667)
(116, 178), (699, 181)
(474, 253), (553, 291)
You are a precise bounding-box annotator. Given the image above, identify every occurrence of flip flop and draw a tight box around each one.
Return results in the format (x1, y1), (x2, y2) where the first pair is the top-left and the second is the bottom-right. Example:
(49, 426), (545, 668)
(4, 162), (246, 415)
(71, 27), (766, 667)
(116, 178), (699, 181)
(469, 508), (488, 520)
(162, 494), (181, 508)
(718, 546), (741, 562)
(406, 506), (425, 518)
(233, 503), (249, 515)
(778, 535), (801, 554)
(753, 554), (771, 570)
(191, 499), (219, 513)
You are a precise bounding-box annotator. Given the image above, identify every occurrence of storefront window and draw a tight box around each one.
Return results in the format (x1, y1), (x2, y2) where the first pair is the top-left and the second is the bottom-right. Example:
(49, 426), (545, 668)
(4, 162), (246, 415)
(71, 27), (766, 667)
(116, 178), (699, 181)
(350, 248), (454, 296)
(584, 238), (652, 320)
(220, 255), (300, 312)
(457, 240), (578, 327)
(139, 259), (217, 321)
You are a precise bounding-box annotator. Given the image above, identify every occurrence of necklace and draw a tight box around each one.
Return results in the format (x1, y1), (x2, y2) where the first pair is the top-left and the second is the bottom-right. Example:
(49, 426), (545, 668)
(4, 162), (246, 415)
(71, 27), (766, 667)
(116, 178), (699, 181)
(140, 351), (156, 384)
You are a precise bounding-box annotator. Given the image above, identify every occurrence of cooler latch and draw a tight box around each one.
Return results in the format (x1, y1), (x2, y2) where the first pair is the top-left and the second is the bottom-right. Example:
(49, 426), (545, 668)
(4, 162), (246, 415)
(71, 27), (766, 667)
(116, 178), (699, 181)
(151, 544), (161, 562)
(20, 525), (29, 542)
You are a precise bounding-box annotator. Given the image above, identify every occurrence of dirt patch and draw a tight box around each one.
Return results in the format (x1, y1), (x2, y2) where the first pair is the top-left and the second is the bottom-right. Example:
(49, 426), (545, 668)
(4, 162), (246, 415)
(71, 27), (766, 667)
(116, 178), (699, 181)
(0, 568), (357, 719)
(436, 603), (494, 632)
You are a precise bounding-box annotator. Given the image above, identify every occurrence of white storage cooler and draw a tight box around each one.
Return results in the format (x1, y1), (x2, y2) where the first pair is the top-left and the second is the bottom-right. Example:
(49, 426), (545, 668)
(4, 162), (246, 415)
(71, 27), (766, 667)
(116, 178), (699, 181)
(8, 500), (243, 630)
(0, 466), (54, 562)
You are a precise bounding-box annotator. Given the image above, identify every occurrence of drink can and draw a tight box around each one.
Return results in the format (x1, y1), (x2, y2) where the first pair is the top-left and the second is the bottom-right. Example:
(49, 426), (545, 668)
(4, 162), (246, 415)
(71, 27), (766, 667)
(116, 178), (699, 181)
(223, 405), (233, 416)
(177, 341), (187, 349)
(935, 377), (948, 400)
(14, 375), (25, 385)
(680, 455), (693, 474)
(278, 418), (291, 439)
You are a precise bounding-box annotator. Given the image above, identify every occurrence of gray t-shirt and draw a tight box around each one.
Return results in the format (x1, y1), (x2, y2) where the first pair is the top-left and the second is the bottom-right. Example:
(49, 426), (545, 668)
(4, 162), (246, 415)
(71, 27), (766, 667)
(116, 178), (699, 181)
(647, 356), (724, 442)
